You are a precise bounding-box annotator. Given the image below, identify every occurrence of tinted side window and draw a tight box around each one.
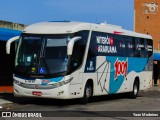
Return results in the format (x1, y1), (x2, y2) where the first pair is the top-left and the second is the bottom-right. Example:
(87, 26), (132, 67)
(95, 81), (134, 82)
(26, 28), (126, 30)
(87, 31), (153, 58)
(145, 39), (153, 57)
(133, 38), (153, 58)
(134, 38), (144, 57)
(114, 35), (126, 57)
(69, 31), (89, 72)
(126, 37), (135, 57)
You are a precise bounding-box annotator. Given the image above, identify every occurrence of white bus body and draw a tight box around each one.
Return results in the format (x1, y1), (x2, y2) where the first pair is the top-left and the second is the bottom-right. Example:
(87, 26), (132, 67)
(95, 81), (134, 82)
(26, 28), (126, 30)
(6, 21), (153, 103)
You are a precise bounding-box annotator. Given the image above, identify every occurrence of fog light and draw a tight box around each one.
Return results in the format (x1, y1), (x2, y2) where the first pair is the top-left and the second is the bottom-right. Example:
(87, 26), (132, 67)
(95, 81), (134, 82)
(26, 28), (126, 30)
(58, 91), (64, 96)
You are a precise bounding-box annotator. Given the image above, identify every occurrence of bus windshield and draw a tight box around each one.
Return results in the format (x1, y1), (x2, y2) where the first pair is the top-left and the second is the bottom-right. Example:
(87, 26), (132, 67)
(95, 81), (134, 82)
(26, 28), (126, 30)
(15, 34), (70, 78)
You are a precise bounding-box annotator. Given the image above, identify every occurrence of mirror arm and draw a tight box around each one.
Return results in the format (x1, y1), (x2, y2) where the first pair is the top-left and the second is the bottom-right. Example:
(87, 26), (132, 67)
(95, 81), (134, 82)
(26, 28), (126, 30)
(6, 36), (20, 54)
(67, 36), (81, 55)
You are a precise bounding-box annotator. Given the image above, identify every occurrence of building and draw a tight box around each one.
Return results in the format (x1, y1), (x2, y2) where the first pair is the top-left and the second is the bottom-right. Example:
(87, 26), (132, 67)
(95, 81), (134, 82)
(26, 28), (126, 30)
(0, 20), (26, 92)
(134, 0), (160, 85)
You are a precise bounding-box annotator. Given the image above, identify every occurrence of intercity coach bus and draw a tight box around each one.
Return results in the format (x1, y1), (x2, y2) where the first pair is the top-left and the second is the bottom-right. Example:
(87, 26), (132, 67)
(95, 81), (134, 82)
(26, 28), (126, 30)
(6, 21), (153, 103)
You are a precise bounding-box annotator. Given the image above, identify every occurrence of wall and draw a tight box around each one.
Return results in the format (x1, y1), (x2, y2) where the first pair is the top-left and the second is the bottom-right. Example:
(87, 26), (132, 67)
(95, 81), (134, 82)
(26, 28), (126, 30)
(0, 20), (26, 30)
(134, 0), (160, 50)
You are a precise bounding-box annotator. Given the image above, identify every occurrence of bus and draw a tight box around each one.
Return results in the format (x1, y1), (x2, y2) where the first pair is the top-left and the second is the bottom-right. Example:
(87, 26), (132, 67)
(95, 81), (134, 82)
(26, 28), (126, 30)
(0, 28), (21, 93)
(6, 21), (153, 104)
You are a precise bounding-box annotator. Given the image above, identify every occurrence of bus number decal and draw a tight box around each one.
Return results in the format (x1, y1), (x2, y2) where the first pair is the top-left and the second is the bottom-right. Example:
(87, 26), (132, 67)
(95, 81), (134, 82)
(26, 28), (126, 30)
(114, 58), (128, 80)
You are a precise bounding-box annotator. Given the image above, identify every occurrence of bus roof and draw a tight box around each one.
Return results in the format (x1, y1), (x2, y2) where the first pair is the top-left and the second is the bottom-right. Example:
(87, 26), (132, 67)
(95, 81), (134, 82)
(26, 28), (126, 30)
(23, 21), (152, 39)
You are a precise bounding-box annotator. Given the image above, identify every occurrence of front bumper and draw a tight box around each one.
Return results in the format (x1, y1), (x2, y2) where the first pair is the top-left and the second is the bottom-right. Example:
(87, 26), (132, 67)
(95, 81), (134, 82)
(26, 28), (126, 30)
(14, 83), (70, 99)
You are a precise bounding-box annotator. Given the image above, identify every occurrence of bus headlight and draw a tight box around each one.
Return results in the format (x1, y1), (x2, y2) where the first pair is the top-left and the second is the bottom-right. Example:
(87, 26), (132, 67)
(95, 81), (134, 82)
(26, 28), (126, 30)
(52, 77), (73, 87)
(14, 80), (23, 85)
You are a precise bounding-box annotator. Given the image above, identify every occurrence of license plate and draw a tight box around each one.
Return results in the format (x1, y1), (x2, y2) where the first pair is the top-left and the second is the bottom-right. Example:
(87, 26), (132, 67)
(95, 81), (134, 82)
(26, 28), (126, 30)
(32, 91), (42, 96)
(25, 80), (36, 84)
(25, 79), (42, 84)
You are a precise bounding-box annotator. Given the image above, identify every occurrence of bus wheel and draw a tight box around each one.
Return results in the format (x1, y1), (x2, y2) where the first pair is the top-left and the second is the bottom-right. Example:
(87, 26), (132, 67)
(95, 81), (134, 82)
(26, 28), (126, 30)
(129, 81), (139, 99)
(80, 83), (92, 104)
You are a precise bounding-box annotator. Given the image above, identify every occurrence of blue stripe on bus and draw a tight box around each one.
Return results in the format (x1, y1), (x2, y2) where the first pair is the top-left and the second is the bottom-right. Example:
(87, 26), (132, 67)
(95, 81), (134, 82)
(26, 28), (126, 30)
(41, 77), (64, 85)
(49, 77), (64, 82)
(14, 75), (36, 80)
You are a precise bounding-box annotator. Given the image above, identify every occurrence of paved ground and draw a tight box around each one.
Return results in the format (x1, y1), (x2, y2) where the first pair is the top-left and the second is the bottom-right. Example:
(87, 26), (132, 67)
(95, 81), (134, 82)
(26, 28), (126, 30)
(0, 86), (159, 120)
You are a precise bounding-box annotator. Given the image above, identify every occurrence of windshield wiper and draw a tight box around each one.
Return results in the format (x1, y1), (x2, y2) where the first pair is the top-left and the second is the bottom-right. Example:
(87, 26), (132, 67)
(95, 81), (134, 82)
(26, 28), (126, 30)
(25, 39), (50, 75)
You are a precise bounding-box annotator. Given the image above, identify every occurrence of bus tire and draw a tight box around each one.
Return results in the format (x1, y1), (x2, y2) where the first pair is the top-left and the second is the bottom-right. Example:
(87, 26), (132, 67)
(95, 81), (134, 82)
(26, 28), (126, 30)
(80, 83), (92, 104)
(129, 80), (139, 99)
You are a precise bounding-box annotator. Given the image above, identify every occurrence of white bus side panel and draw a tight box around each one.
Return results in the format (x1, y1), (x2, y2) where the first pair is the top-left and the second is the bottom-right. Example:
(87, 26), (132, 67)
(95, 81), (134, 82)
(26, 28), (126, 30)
(95, 56), (110, 95)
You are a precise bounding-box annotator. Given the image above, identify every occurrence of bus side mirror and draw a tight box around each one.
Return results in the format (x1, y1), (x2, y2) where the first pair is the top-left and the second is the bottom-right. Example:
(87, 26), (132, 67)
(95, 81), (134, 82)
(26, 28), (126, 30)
(67, 36), (81, 55)
(6, 36), (20, 54)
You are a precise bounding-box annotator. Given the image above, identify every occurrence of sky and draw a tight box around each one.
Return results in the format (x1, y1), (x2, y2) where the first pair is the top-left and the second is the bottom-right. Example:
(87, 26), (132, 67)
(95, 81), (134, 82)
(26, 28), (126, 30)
(0, 0), (134, 30)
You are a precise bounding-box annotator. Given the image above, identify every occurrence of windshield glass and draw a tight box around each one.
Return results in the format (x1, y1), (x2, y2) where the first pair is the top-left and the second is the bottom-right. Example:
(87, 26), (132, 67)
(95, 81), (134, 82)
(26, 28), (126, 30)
(15, 34), (70, 78)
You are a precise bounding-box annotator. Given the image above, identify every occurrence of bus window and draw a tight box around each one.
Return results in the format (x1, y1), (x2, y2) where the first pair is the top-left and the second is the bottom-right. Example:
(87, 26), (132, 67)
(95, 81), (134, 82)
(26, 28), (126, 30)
(70, 41), (82, 70)
(114, 35), (126, 57)
(133, 38), (146, 58)
(69, 31), (89, 72)
(145, 39), (153, 57)
(126, 37), (134, 57)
